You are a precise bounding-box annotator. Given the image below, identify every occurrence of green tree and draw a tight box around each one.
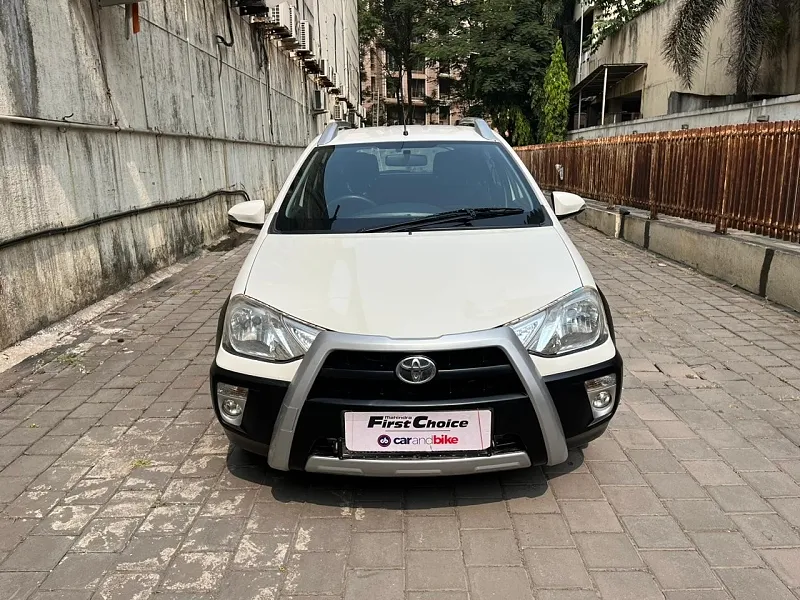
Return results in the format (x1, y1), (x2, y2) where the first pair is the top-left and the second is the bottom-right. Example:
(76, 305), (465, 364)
(363, 0), (454, 123)
(358, 0), (382, 110)
(539, 39), (570, 143)
(662, 0), (800, 98)
(424, 0), (555, 145)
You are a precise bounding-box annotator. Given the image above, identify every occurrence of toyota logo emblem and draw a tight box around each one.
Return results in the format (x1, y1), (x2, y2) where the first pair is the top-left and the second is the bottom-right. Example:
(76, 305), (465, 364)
(396, 355), (437, 385)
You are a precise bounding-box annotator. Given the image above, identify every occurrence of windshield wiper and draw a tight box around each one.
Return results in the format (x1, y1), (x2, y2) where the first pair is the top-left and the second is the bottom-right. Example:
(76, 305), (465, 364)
(358, 207), (525, 233)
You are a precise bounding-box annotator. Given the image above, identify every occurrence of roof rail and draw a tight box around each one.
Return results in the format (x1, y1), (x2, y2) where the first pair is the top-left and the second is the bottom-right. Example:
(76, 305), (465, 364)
(455, 117), (495, 141)
(318, 121), (354, 146)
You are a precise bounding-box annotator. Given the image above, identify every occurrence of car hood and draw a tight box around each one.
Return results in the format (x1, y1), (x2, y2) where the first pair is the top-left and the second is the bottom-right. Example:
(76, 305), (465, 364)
(245, 227), (583, 338)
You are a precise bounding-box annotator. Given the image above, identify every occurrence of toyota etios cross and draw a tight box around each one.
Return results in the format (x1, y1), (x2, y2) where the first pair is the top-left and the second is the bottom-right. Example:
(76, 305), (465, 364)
(211, 119), (622, 476)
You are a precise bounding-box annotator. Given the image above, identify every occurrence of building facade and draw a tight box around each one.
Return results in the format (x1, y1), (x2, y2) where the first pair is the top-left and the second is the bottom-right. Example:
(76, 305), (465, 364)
(570, 0), (800, 130)
(363, 46), (464, 126)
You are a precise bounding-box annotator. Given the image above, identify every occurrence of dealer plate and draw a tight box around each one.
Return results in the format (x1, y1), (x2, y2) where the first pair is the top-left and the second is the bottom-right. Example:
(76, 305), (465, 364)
(344, 411), (492, 453)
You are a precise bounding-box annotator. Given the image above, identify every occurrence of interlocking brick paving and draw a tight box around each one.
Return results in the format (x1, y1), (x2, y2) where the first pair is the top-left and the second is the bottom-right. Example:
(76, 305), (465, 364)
(1, 222), (800, 599)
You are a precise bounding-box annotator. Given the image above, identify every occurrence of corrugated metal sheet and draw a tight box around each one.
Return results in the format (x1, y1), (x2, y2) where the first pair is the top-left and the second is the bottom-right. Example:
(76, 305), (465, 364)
(516, 121), (800, 242)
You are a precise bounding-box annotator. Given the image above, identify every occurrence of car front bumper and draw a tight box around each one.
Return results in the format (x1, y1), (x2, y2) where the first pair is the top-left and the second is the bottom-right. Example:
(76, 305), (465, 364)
(211, 328), (622, 476)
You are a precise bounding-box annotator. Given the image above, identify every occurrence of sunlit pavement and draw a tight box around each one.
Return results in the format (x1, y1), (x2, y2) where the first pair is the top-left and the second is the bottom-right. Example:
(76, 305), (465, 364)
(1, 222), (800, 600)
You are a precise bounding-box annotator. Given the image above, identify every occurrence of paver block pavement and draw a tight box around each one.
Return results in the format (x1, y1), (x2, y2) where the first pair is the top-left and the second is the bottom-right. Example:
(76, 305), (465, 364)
(1, 225), (800, 598)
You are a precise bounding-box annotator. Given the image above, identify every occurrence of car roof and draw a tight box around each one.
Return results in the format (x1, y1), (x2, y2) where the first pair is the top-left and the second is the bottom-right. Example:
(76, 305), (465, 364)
(320, 124), (499, 146)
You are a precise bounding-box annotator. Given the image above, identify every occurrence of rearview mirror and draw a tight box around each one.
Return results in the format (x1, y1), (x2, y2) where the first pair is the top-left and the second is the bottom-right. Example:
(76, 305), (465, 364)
(552, 191), (586, 221)
(228, 200), (266, 229)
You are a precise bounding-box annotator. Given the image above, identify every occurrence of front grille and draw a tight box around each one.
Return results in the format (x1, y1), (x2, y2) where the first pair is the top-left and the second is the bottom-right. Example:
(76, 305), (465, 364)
(308, 347), (526, 401)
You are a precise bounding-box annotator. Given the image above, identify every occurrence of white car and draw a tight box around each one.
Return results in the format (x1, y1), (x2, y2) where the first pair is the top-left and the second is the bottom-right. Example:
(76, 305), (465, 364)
(212, 118), (622, 476)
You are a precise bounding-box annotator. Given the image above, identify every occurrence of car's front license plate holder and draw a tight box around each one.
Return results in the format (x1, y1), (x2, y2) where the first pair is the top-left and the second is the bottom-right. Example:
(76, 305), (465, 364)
(343, 410), (493, 453)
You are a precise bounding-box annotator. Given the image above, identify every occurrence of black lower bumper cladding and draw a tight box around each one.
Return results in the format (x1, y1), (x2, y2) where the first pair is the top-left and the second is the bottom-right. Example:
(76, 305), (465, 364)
(210, 350), (622, 470)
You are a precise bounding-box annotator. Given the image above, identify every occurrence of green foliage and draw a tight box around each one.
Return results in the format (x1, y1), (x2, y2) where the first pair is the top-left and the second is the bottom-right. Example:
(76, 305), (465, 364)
(358, 0), (382, 51)
(494, 106), (535, 146)
(361, 0), (464, 120)
(361, 0), (580, 141)
(540, 39), (570, 143)
(422, 0), (557, 143)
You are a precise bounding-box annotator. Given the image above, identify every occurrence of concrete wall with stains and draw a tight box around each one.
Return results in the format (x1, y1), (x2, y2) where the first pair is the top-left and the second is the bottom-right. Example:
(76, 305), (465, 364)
(579, 0), (800, 118)
(0, 0), (359, 350)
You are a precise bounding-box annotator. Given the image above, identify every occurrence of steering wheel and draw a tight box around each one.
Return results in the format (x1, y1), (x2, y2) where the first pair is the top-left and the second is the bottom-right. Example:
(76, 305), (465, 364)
(331, 194), (377, 214)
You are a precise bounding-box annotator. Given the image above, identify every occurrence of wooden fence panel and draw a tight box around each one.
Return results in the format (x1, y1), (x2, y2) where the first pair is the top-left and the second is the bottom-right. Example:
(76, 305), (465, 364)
(515, 120), (800, 242)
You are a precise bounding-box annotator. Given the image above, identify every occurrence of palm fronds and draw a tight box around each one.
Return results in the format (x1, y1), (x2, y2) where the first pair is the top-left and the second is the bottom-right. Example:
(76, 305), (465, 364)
(662, 0), (727, 89)
(728, 0), (772, 94)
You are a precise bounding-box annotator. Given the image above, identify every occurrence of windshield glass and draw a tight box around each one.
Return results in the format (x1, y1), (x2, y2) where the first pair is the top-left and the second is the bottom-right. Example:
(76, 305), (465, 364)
(274, 141), (551, 233)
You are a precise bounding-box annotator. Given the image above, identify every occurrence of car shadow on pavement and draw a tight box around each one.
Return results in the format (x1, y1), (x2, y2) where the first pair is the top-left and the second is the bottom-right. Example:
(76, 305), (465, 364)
(224, 444), (586, 510)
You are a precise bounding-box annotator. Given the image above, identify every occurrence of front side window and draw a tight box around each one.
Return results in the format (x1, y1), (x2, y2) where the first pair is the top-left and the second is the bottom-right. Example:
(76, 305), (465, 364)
(274, 141), (551, 233)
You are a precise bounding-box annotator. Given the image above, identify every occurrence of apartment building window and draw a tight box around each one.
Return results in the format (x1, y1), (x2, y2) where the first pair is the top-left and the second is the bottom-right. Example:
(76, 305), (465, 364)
(411, 79), (425, 99)
(439, 106), (451, 125)
(386, 77), (400, 99)
(438, 78), (451, 100)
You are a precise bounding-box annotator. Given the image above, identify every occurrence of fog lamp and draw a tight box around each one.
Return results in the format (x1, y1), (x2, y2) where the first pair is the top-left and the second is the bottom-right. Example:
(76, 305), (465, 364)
(217, 383), (248, 426)
(591, 390), (612, 410)
(585, 374), (617, 423)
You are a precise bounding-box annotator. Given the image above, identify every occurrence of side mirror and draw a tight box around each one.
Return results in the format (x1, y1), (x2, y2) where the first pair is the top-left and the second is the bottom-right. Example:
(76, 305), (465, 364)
(228, 200), (265, 229)
(552, 191), (586, 221)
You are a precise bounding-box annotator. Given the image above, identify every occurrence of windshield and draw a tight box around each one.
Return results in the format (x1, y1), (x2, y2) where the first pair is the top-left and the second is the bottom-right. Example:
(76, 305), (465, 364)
(273, 141), (551, 233)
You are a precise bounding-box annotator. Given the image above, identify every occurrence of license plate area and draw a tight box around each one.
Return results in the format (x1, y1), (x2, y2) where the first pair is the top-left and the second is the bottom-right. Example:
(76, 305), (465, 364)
(343, 410), (492, 454)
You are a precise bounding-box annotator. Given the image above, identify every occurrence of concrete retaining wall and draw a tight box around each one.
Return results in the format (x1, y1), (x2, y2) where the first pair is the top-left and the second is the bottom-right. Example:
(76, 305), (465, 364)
(574, 202), (800, 314)
(568, 95), (800, 140)
(0, 0), (359, 349)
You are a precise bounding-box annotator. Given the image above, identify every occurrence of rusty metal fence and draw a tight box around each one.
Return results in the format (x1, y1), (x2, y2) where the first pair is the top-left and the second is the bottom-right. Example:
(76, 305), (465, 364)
(515, 121), (800, 242)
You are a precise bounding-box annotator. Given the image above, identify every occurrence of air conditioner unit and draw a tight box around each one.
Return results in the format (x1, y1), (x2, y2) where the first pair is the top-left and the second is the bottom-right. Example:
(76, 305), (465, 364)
(269, 3), (293, 36)
(318, 59), (331, 85)
(297, 21), (313, 55)
(329, 72), (341, 94)
(312, 89), (328, 115)
(333, 101), (347, 121)
(283, 6), (298, 46)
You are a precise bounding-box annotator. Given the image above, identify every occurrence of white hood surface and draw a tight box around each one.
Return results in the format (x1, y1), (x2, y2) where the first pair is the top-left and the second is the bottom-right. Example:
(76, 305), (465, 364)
(245, 227), (583, 339)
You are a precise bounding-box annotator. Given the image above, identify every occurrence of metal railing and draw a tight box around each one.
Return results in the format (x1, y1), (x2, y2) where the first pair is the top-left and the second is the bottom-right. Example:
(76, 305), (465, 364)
(515, 121), (800, 242)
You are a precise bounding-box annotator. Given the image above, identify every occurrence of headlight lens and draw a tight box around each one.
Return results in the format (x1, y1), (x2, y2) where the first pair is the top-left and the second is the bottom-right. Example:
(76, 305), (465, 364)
(223, 295), (321, 362)
(508, 287), (607, 356)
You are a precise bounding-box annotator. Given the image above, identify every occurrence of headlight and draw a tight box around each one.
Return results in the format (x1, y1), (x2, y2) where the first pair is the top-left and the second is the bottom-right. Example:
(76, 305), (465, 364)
(223, 295), (321, 362)
(508, 287), (607, 356)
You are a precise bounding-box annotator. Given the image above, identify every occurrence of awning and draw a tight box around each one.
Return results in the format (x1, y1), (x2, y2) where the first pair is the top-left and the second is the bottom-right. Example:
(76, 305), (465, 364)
(570, 63), (646, 106)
